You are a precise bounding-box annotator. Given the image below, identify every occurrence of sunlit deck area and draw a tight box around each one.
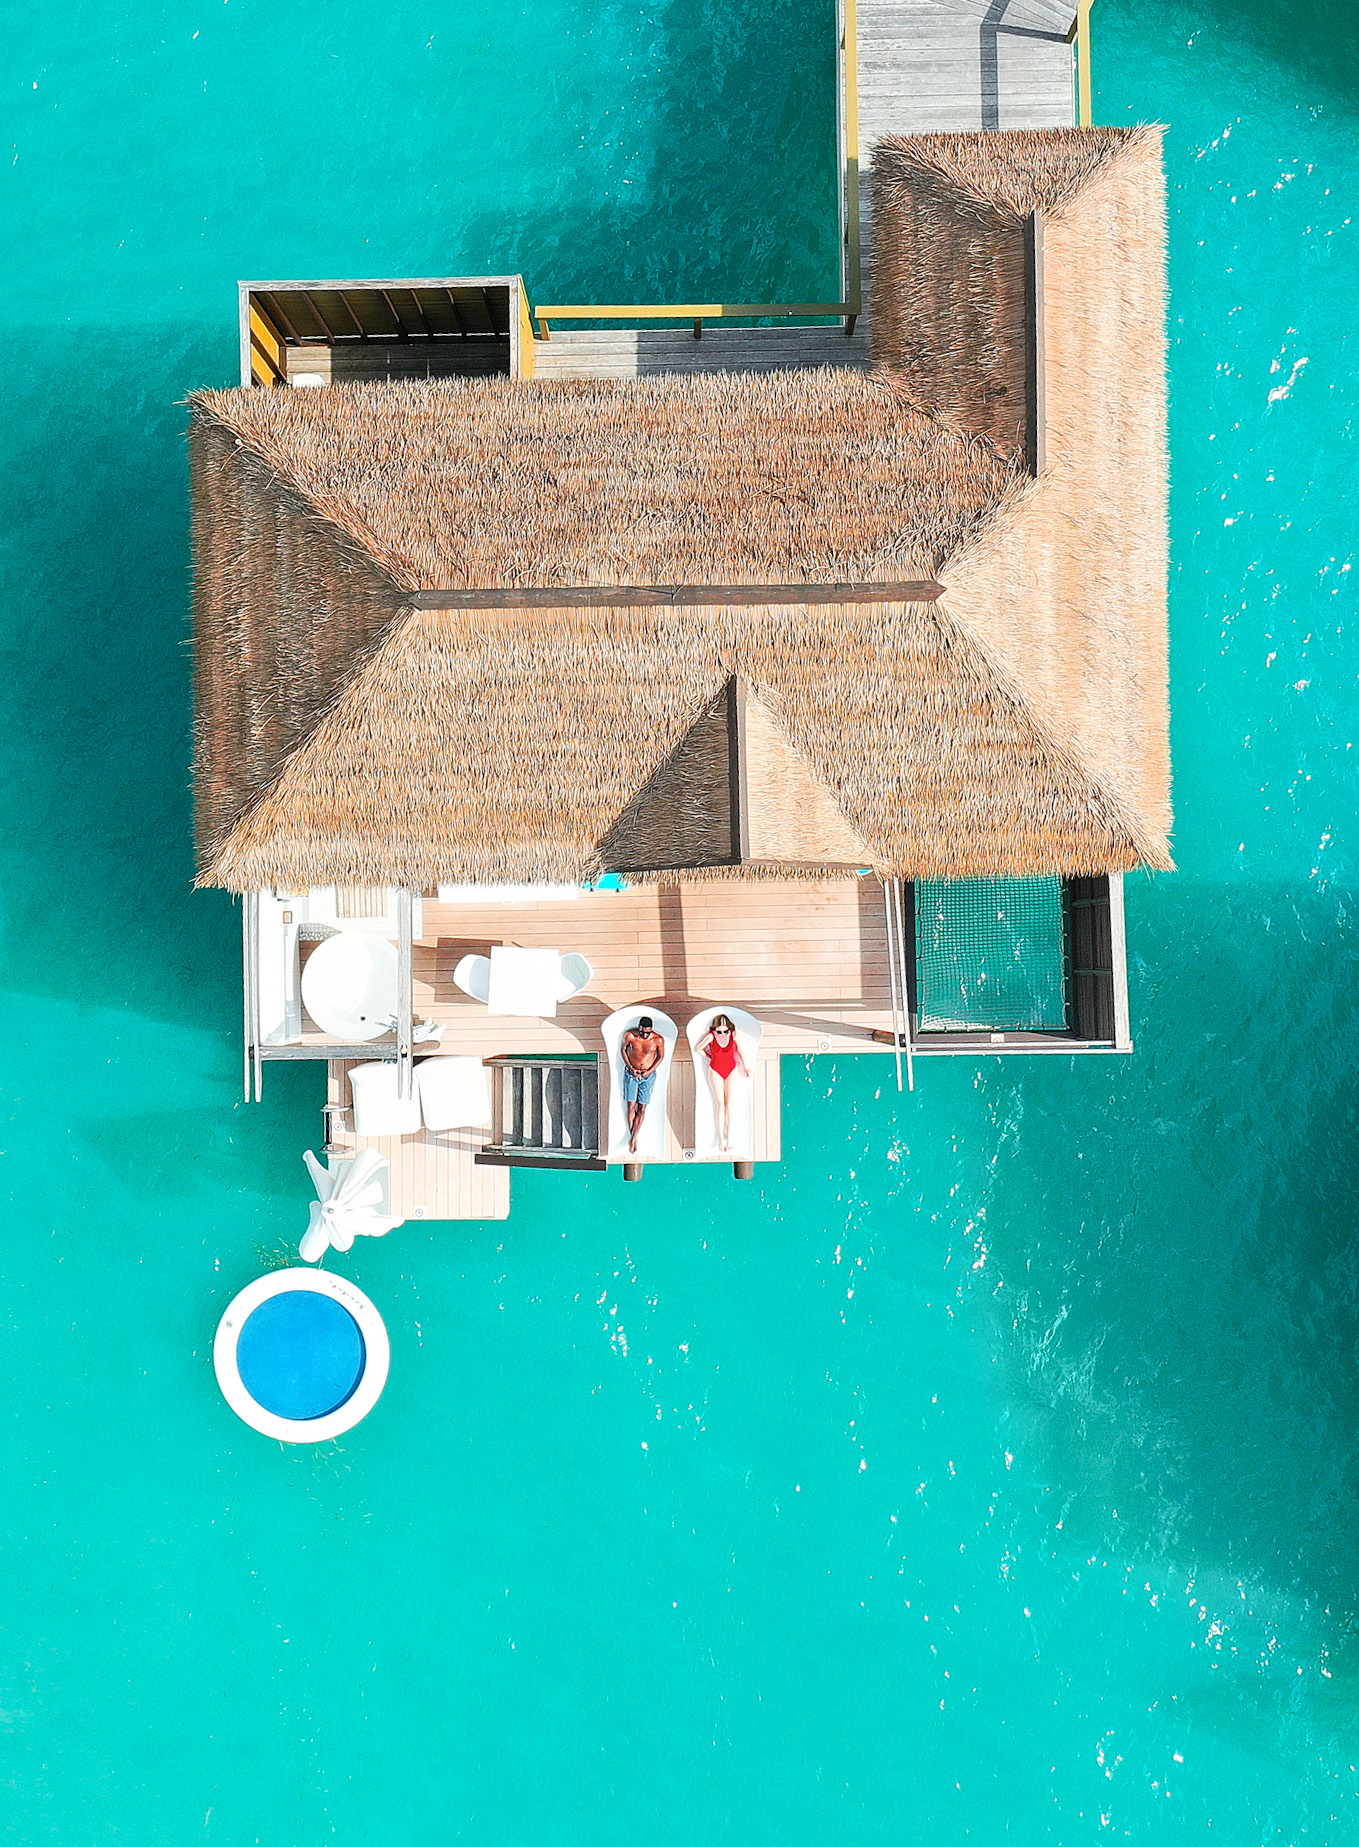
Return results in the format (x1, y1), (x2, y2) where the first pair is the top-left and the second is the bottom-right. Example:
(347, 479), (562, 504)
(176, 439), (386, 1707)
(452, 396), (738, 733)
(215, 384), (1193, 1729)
(307, 880), (893, 1061)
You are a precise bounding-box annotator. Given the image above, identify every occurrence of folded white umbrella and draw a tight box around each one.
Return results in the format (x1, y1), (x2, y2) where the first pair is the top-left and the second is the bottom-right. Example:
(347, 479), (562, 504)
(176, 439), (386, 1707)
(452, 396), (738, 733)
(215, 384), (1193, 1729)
(299, 1148), (405, 1262)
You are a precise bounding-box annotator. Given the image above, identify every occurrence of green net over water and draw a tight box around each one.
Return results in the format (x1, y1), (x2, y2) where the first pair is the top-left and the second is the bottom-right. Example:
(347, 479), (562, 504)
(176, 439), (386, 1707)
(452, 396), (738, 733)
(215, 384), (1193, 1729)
(915, 877), (1068, 1031)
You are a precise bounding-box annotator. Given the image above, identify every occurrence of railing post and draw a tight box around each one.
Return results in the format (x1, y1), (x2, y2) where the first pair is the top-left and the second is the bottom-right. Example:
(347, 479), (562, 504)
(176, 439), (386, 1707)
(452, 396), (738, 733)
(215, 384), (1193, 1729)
(1070, 0), (1094, 127)
(395, 889), (414, 1100)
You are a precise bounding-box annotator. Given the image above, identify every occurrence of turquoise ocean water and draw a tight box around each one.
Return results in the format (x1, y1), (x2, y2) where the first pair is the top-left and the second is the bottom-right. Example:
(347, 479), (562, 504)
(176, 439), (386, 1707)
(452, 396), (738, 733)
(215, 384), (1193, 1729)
(3, 1), (1357, 1839)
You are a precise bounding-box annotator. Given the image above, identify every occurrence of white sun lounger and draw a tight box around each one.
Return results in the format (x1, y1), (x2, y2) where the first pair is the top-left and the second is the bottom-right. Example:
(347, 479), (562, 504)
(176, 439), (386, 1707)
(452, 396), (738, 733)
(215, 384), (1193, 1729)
(686, 1006), (764, 1162)
(600, 1006), (678, 1164)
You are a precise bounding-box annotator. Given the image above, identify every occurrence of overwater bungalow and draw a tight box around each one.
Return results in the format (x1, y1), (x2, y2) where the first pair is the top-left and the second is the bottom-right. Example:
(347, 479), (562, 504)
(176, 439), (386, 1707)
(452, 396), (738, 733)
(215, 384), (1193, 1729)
(190, 17), (1169, 1222)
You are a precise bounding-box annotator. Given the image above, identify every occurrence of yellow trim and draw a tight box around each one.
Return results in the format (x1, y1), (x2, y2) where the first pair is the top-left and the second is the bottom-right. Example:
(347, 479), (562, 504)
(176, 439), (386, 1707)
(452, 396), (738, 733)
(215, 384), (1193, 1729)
(1076, 0), (1094, 126)
(533, 302), (848, 320)
(516, 280), (536, 378)
(841, 0), (861, 319)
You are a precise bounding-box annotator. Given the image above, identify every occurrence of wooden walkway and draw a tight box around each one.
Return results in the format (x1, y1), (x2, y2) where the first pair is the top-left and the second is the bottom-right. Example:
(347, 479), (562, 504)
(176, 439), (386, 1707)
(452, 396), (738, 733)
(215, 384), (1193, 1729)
(529, 0), (1077, 381)
(856, 0), (1077, 148)
(533, 324), (868, 380)
(298, 880), (896, 1063)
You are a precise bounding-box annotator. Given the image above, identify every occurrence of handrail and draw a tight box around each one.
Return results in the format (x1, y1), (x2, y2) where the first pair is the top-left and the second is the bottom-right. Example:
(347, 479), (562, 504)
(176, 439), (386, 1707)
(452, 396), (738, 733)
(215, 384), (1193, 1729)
(839, 0), (861, 323)
(1068, 0), (1094, 126)
(533, 301), (855, 340)
(533, 0), (863, 343)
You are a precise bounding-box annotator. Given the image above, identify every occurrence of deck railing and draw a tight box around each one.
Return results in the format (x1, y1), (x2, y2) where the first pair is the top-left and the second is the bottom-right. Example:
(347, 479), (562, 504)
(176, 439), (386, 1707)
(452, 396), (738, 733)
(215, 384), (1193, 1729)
(534, 0), (862, 346)
(1068, 0), (1094, 127)
(531, 300), (858, 341)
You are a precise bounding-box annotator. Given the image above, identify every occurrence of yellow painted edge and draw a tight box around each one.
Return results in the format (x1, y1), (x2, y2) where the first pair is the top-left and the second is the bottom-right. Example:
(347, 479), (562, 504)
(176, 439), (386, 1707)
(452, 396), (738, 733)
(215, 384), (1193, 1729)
(532, 302), (849, 320)
(842, 0), (861, 316)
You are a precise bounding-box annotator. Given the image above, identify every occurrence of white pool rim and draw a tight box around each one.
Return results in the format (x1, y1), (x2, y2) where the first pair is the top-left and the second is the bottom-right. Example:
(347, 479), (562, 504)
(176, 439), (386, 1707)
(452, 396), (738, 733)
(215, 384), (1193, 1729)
(213, 1267), (390, 1443)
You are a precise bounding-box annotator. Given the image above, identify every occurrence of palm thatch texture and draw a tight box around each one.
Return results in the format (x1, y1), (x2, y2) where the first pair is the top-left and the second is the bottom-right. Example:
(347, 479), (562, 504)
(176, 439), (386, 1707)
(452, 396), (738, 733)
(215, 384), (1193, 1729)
(190, 135), (1173, 893)
(868, 124), (1174, 871)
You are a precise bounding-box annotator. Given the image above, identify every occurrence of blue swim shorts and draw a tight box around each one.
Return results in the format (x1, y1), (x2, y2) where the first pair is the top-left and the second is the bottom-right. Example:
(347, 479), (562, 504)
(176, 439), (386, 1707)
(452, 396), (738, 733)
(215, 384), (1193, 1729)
(622, 1067), (658, 1106)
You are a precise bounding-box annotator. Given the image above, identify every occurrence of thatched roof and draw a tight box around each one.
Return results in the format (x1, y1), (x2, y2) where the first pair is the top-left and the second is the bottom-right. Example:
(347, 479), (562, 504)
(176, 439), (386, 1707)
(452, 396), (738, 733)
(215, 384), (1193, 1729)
(189, 369), (1016, 589)
(191, 132), (1172, 890)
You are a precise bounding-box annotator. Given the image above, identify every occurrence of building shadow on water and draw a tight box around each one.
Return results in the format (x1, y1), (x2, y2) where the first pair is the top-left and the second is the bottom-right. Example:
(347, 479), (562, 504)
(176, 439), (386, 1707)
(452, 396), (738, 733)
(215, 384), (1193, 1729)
(981, 874), (1359, 1634)
(0, 328), (240, 1035)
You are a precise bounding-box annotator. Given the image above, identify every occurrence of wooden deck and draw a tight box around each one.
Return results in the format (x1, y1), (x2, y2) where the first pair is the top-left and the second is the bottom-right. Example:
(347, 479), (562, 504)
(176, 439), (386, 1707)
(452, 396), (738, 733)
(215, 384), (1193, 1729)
(315, 881), (842, 1216)
(299, 879), (895, 1062)
(532, 324), (870, 379)
(856, 0), (1076, 147)
(324, 1069), (511, 1222)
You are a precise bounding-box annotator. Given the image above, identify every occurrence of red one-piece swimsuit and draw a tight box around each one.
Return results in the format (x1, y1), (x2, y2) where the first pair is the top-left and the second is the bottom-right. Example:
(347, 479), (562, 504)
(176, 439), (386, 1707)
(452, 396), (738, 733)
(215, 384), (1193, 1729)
(706, 1030), (739, 1078)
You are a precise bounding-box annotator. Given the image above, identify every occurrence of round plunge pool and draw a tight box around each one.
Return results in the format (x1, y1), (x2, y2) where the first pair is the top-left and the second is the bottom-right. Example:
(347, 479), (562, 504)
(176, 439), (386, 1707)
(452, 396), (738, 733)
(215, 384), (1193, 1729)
(214, 1269), (390, 1442)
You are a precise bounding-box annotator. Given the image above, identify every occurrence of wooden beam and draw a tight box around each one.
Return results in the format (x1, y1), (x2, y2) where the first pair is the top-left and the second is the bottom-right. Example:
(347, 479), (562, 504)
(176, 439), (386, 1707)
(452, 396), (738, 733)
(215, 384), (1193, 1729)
(1108, 870), (1132, 1051)
(396, 889), (414, 1098)
(378, 288), (411, 342)
(839, 0), (862, 323)
(409, 581), (945, 609)
(334, 290), (369, 340)
(259, 292), (302, 344)
(1075, 0), (1094, 124)
(445, 288), (469, 340)
(515, 279), (535, 379)
(406, 288), (437, 340)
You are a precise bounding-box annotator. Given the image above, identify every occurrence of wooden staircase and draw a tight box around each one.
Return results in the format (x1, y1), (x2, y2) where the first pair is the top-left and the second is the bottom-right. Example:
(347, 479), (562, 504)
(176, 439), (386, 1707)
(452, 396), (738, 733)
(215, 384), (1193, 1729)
(476, 1057), (605, 1171)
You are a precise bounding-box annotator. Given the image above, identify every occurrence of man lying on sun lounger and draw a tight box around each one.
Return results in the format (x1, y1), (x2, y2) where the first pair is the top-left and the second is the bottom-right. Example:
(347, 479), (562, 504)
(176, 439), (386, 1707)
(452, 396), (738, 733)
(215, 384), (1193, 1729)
(621, 1015), (665, 1154)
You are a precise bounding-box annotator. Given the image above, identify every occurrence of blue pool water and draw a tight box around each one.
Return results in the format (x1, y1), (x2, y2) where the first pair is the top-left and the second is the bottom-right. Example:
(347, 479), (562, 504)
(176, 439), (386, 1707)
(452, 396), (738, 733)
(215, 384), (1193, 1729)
(236, 1292), (366, 1421)
(2, 0), (1358, 1841)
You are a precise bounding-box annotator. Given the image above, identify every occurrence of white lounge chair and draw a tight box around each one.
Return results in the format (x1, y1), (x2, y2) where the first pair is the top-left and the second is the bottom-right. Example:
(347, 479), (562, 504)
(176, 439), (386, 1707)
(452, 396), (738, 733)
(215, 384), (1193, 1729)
(599, 1006), (678, 1164)
(452, 954), (492, 1002)
(686, 1006), (764, 1162)
(347, 1061), (422, 1137)
(556, 953), (593, 1001)
(416, 1056), (491, 1131)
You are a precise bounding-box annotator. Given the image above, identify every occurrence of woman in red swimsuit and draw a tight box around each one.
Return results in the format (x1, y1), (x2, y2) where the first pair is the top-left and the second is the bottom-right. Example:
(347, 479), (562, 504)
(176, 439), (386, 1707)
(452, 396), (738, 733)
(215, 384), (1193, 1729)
(697, 1013), (750, 1152)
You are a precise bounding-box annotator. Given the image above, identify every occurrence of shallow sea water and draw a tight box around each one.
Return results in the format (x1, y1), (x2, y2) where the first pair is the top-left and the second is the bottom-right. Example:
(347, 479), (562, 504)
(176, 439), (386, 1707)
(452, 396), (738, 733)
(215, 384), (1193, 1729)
(3, 0), (1358, 1840)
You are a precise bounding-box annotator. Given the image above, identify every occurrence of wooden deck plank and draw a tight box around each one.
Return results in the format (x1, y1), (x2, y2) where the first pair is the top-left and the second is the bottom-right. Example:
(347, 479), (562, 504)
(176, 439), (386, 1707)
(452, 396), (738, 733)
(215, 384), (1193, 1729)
(299, 880), (897, 1064)
(326, 1060), (510, 1223)
(856, 0), (1075, 153)
(533, 324), (870, 381)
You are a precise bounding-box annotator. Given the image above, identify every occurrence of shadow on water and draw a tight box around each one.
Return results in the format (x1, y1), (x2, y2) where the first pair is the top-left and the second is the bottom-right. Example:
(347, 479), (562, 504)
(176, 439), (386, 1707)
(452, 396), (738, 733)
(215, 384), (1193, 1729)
(454, 0), (837, 302)
(0, 329), (239, 1030)
(983, 875), (1359, 1625)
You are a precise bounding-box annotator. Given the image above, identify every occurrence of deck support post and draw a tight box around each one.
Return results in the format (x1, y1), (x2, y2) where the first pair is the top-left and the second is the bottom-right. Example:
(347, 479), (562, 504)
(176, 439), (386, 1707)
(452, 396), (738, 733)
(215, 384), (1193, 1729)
(1108, 871), (1132, 1051)
(396, 889), (414, 1099)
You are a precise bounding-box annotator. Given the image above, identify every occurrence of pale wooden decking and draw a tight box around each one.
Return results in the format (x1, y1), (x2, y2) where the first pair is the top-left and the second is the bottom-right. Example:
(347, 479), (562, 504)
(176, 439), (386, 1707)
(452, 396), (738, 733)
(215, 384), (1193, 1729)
(306, 880), (885, 1217)
(298, 879), (895, 1061)
(325, 1068), (511, 1222)
(322, 1040), (782, 1222)
(532, 324), (870, 380)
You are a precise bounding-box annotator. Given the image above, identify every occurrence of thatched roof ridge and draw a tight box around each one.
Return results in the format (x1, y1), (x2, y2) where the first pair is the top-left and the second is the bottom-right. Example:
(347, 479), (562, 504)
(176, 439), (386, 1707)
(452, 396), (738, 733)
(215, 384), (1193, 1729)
(873, 125), (1161, 223)
(187, 371), (1023, 590)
